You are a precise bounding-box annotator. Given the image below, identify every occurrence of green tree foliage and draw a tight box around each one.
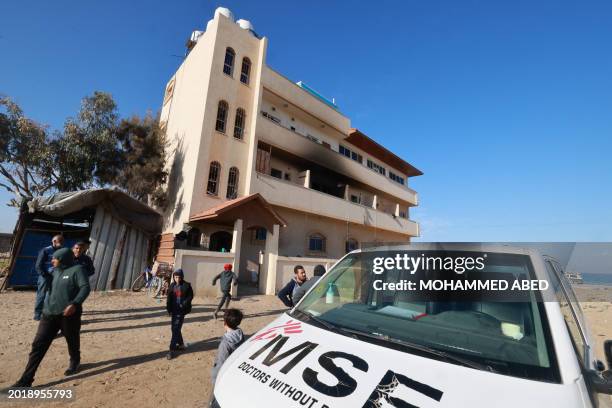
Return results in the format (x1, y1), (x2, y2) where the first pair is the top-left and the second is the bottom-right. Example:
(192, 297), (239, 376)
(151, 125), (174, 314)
(115, 113), (168, 208)
(0, 93), (168, 208)
(0, 96), (52, 206)
(48, 92), (122, 191)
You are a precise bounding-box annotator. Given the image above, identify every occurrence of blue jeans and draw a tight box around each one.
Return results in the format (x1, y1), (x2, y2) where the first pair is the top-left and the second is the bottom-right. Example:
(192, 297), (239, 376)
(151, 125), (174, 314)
(34, 275), (52, 319)
(170, 314), (185, 351)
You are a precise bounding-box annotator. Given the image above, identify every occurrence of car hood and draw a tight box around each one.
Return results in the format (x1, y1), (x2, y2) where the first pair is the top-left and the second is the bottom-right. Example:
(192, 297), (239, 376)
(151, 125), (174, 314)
(213, 314), (588, 408)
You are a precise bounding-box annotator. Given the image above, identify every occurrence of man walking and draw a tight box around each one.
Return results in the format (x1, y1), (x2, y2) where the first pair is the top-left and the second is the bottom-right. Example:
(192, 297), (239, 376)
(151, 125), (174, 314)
(72, 241), (95, 277)
(12, 248), (90, 387)
(212, 264), (237, 320)
(33, 235), (64, 321)
(277, 265), (307, 308)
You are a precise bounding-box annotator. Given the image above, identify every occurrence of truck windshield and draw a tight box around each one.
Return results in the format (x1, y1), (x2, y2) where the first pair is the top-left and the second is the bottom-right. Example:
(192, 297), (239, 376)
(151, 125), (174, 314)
(294, 251), (560, 383)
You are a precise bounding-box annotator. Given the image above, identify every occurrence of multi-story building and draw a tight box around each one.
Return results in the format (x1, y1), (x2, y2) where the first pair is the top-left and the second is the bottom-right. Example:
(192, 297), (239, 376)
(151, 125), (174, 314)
(156, 7), (422, 296)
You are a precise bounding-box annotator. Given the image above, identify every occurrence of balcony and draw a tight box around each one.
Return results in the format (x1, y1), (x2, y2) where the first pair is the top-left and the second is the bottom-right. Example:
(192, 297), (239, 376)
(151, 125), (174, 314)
(252, 172), (419, 236)
(261, 67), (350, 134)
(256, 114), (418, 206)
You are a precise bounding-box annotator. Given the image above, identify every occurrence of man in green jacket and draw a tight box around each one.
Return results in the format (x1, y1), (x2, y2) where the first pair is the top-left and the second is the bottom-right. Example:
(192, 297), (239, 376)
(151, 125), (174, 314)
(12, 248), (90, 387)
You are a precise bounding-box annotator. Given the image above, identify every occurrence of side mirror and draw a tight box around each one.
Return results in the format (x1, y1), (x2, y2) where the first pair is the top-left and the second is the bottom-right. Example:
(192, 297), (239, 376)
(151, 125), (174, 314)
(588, 340), (612, 395)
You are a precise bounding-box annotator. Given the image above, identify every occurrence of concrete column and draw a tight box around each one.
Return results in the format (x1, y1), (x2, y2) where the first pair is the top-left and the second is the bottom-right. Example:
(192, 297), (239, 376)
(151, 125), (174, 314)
(260, 224), (280, 295)
(372, 195), (378, 209)
(344, 184), (350, 200)
(231, 219), (243, 297)
(394, 203), (400, 217)
(304, 169), (311, 188)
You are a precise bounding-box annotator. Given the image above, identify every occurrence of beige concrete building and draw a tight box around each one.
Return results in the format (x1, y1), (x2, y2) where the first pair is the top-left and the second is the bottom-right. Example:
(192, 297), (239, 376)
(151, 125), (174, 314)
(156, 7), (423, 296)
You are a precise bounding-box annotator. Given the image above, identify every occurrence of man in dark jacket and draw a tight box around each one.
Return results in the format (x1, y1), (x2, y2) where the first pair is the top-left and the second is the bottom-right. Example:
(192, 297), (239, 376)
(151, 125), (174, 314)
(72, 241), (95, 277)
(166, 269), (193, 360)
(13, 248), (90, 387)
(212, 264), (237, 320)
(292, 264), (326, 305)
(33, 234), (64, 320)
(277, 265), (307, 308)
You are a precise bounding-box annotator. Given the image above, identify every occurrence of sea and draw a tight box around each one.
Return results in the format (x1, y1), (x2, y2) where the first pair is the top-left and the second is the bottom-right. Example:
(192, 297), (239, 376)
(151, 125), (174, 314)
(581, 273), (612, 286)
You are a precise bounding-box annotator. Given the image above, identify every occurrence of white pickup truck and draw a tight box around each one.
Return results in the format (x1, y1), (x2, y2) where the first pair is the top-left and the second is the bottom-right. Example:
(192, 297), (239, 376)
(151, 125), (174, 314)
(212, 244), (612, 407)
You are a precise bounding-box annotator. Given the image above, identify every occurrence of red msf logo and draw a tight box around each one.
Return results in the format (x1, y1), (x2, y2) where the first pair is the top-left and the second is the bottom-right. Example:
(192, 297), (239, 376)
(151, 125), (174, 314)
(251, 320), (303, 341)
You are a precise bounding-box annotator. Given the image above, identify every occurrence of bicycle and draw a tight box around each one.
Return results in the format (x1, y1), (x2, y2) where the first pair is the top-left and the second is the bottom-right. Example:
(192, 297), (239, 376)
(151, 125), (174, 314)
(130, 267), (154, 292)
(148, 263), (173, 298)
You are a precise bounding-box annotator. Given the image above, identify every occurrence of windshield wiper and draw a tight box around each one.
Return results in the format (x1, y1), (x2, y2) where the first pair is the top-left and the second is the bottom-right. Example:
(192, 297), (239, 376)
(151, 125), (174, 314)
(338, 326), (497, 373)
(293, 309), (346, 333)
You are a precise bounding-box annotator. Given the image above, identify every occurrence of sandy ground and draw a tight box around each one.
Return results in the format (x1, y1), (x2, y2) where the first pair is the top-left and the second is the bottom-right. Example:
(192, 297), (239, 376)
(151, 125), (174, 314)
(0, 286), (610, 407)
(0, 290), (286, 407)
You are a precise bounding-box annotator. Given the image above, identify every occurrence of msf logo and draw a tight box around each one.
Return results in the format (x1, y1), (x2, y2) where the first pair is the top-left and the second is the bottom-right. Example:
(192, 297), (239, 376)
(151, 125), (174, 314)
(249, 334), (443, 407)
(251, 320), (303, 342)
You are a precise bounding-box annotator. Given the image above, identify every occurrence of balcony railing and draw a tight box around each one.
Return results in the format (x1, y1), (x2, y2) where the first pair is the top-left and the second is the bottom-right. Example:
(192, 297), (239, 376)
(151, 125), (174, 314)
(257, 113), (418, 205)
(252, 172), (419, 236)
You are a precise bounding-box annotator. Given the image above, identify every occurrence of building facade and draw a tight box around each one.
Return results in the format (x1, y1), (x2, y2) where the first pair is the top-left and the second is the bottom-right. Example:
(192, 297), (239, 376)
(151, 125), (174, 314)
(156, 7), (423, 296)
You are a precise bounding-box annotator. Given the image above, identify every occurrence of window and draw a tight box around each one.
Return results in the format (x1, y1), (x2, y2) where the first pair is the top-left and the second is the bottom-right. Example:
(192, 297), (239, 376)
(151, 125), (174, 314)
(308, 233), (326, 252)
(284, 173), (291, 181)
(226, 167), (239, 199)
(163, 78), (175, 105)
(270, 168), (282, 179)
(223, 47), (235, 76)
(367, 159), (386, 176)
(215, 101), (229, 133)
(339, 145), (362, 163)
(345, 238), (358, 253)
(389, 171), (405, 185)
(240, 57), (251, 84)
(206, 161), (221, 195)
(339, 145), (350, 158)
(233, 108), (246, 139)
(187, 228), (201, 247)
(254, 228), (267, 241)
(350, 194), (360, 204)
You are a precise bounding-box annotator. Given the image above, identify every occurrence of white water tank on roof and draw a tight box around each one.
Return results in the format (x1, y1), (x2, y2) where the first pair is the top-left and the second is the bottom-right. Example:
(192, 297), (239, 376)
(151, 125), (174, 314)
(215, 7), (234, 21)
(236, 19), (254, 31)
(190, 30), (203, 43)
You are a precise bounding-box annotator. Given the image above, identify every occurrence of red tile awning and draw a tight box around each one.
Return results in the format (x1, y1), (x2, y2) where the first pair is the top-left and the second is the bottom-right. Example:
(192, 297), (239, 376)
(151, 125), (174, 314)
(345, 129), (423, 177)
(189, 193), (287, 231)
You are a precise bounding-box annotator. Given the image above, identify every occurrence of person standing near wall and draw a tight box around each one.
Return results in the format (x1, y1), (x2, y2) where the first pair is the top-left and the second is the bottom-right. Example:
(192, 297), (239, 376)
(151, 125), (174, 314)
(277, 265), (307, 308)
(33, 235), (64, 321)
(72, 241), (95, 277)
(212, 264), (237, 320)
(292, 264), (326, 305)
(12, 248), (90, 387)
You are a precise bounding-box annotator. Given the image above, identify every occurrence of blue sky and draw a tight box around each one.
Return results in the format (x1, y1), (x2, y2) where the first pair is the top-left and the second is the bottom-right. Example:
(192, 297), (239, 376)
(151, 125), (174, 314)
(1, 0), (611, 240)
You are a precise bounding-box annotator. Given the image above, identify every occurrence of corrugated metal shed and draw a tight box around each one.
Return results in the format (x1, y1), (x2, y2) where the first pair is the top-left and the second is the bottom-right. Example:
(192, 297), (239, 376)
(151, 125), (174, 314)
(5, 188), (162, 291)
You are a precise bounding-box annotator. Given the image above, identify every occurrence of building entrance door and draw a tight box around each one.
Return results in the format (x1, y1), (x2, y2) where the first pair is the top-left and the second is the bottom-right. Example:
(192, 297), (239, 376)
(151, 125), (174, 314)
(209, 231), (232, 252)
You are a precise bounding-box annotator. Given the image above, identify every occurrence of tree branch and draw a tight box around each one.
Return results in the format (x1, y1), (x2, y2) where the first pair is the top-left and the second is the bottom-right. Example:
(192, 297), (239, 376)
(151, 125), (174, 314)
(0, 164), (26, 196)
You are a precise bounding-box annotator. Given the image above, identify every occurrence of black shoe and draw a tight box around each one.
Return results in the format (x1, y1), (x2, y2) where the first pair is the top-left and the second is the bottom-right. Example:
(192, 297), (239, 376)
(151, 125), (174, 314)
(64, 362), (80, 376)
(166, 351), (174, 360)
(9, 380), (32, 388)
